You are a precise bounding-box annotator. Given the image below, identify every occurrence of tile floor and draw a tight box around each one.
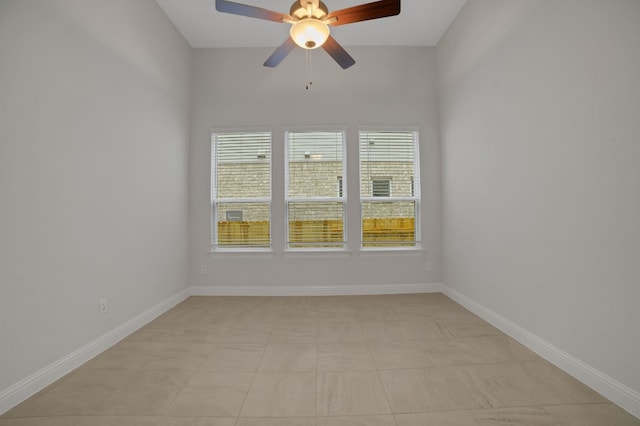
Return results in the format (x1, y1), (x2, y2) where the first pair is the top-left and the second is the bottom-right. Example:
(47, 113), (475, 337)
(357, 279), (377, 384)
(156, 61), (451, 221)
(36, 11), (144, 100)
(2, 294), (639, 425)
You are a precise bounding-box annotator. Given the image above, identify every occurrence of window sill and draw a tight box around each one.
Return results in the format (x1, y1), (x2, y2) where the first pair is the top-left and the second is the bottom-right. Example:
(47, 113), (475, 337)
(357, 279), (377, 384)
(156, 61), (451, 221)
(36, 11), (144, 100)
(209, 249), (274, 260)
(358, 248), (426, 258)
(283, 249), (352, 259)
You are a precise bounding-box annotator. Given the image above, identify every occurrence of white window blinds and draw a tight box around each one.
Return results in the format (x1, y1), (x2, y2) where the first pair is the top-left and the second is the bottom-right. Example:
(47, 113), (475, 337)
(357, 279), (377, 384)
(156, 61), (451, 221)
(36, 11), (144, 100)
(211, 131), (271, 249)
(285, 131), (346, 249)
(359, 130), (420, 248)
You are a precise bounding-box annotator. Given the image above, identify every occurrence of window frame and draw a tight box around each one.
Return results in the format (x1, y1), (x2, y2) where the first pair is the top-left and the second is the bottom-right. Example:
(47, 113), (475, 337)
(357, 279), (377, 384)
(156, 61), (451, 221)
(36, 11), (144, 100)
(359, 128), (421, 251)
(210, 129), (273, 253)
(284, 128), (348, 252)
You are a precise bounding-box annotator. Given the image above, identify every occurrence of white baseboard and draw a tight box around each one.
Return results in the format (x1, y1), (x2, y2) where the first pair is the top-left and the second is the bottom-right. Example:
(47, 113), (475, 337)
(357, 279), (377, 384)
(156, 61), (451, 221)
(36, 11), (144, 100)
(0, 288), (190, 415)
(190, 282), (444, 297)
(442, 285), (640, 419)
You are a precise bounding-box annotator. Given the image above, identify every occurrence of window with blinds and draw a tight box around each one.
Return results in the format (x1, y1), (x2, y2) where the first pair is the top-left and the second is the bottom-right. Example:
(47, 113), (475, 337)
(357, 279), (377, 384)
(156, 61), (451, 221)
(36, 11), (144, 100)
(285, 130), (346, 249)
(359, 130), (420, 248)
(211, 131), (271, 249)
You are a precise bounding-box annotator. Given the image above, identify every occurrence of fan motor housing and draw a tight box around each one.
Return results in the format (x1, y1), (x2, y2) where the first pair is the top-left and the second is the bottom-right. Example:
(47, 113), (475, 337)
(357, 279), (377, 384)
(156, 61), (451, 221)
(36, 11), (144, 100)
(290, 0), (328, 20)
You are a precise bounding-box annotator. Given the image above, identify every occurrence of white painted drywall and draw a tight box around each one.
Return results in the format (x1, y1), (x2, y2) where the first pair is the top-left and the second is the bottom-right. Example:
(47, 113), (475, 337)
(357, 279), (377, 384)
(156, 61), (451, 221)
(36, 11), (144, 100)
(0, 0), (192, 392)
(189, 46), (442, 289)
(438, 0), (640, 394)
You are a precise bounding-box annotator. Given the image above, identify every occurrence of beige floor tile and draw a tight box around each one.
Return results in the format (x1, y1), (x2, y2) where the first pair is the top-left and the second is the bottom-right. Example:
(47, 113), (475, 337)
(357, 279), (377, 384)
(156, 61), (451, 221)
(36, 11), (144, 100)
(80, 349), (153, 370)
(379, 367), (488, 413)
(4, 389), (111, 417)
(395, 411), (479, 426)
(76, 417), (161, 426)
(317, 343), (376, 372)
(164, 372), (254, 417)
(145, 352), (209, 371)
(316, 371), (391, 416)
(270, 323), (318, 343)
(543, 403), (640, 425)
(0, 418), (83, 426)
(89, 370), (193, 415)
(368, 341), (432, 370)
(56, 368), (139, 391)
(433, 306), (486, 324)
(441, 322), (503, 338)
(77, 418), (235, 426)
(107, 341), (170, 356)
(461, 362), (606, 407)
(422, 336), (538, 367)
(317, 321), (365, 343)
(125, 370), (194, 391)
(240, 373), (316, 417)
(6, 295), (633, 426)
(200, 343), (265, 372)
(157, 342), (216, 355)
(316, 311), (361, 322)
(400, 320), (451, 339)
(154, 307), (209, 324)
(360, 321), (411, 342)
(5, 369), (136, 417)
(276, 309), (319, 324)
(471, 407), (557, 425)
(235, 418), (316, 426)
(156, 419), (236, 426)
(387, 308), (435, 321)
(280, 297), (319, 311)
(258, 343), (317, 372)
(224, 307), (281, 324)
(218, 324), (274, 344)
(316, 415), (396, 426)
(127, 326), (223, 344)
(88, 389), (179, 416)
(355, 308), (395, 322)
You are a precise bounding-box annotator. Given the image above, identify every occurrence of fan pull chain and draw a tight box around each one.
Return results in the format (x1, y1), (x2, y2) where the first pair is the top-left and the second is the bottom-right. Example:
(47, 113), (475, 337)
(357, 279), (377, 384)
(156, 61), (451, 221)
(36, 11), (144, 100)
(305, 49), (313, 90)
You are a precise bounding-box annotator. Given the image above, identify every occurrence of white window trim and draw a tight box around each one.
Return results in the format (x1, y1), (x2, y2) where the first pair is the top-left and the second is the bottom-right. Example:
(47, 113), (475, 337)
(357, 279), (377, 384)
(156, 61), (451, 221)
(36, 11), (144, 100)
(210, 129), (273, 253)
(359, 127), (422, 251)
(284, 128), (348, 251)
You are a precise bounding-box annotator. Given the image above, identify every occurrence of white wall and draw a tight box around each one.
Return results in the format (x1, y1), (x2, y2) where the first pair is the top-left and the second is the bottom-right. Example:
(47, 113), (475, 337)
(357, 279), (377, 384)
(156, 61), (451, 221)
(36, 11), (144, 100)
(0, 0), (192, 394)
(438, 0), (640, 400)
(189, 46), (441, 290)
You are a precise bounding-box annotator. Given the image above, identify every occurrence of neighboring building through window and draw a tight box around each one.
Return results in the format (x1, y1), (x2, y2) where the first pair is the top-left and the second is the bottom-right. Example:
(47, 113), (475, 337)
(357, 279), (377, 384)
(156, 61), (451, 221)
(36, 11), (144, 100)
(285, 130), (346, 249)
(211, 131), (271, 249)
(372, 178), (391, 197)
(359, 130), (420, 248)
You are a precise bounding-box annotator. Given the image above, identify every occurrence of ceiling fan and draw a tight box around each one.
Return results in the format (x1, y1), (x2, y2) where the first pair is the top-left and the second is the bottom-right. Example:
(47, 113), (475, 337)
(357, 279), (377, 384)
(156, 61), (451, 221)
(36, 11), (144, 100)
(215, 0), (401, 69)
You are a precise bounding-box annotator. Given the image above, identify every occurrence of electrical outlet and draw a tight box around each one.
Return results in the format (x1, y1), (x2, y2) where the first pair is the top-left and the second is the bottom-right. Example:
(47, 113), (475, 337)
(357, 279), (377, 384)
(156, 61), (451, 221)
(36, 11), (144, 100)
(200, 265), (207, 274)
(425, 262), (431, 272)
(99, 298), (108, 313)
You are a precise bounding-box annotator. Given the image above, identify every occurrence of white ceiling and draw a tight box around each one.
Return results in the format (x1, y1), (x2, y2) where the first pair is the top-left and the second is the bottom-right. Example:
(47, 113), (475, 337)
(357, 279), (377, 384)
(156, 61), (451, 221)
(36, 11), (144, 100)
(156, 0), (466, 48)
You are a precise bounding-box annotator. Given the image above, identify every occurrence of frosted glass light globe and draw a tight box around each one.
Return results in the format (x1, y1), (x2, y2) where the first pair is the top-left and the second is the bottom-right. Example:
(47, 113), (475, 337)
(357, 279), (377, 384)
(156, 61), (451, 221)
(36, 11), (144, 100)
(290, 19), (330, 49)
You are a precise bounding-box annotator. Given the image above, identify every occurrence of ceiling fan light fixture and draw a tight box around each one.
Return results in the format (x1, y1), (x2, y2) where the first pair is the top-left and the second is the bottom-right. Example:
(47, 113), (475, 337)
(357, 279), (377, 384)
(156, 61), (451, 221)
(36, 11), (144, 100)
(290, 18), (330, 49)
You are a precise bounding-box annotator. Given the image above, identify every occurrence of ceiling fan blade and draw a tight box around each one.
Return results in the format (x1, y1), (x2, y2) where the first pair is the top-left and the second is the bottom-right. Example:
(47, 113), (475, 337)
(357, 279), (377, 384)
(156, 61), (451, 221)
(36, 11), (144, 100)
(322, 35), (356, 69)
(326, 0), (400, 26)
(264, 37), (297, 67)
(215, 0), (290, 23)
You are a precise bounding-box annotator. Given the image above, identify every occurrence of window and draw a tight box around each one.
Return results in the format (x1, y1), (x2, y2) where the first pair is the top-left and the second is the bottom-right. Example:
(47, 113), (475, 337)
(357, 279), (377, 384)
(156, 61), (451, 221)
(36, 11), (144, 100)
(211, 131), (271, 249)
(285, 130), (346, 249)
(359, 130), (420, 248)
